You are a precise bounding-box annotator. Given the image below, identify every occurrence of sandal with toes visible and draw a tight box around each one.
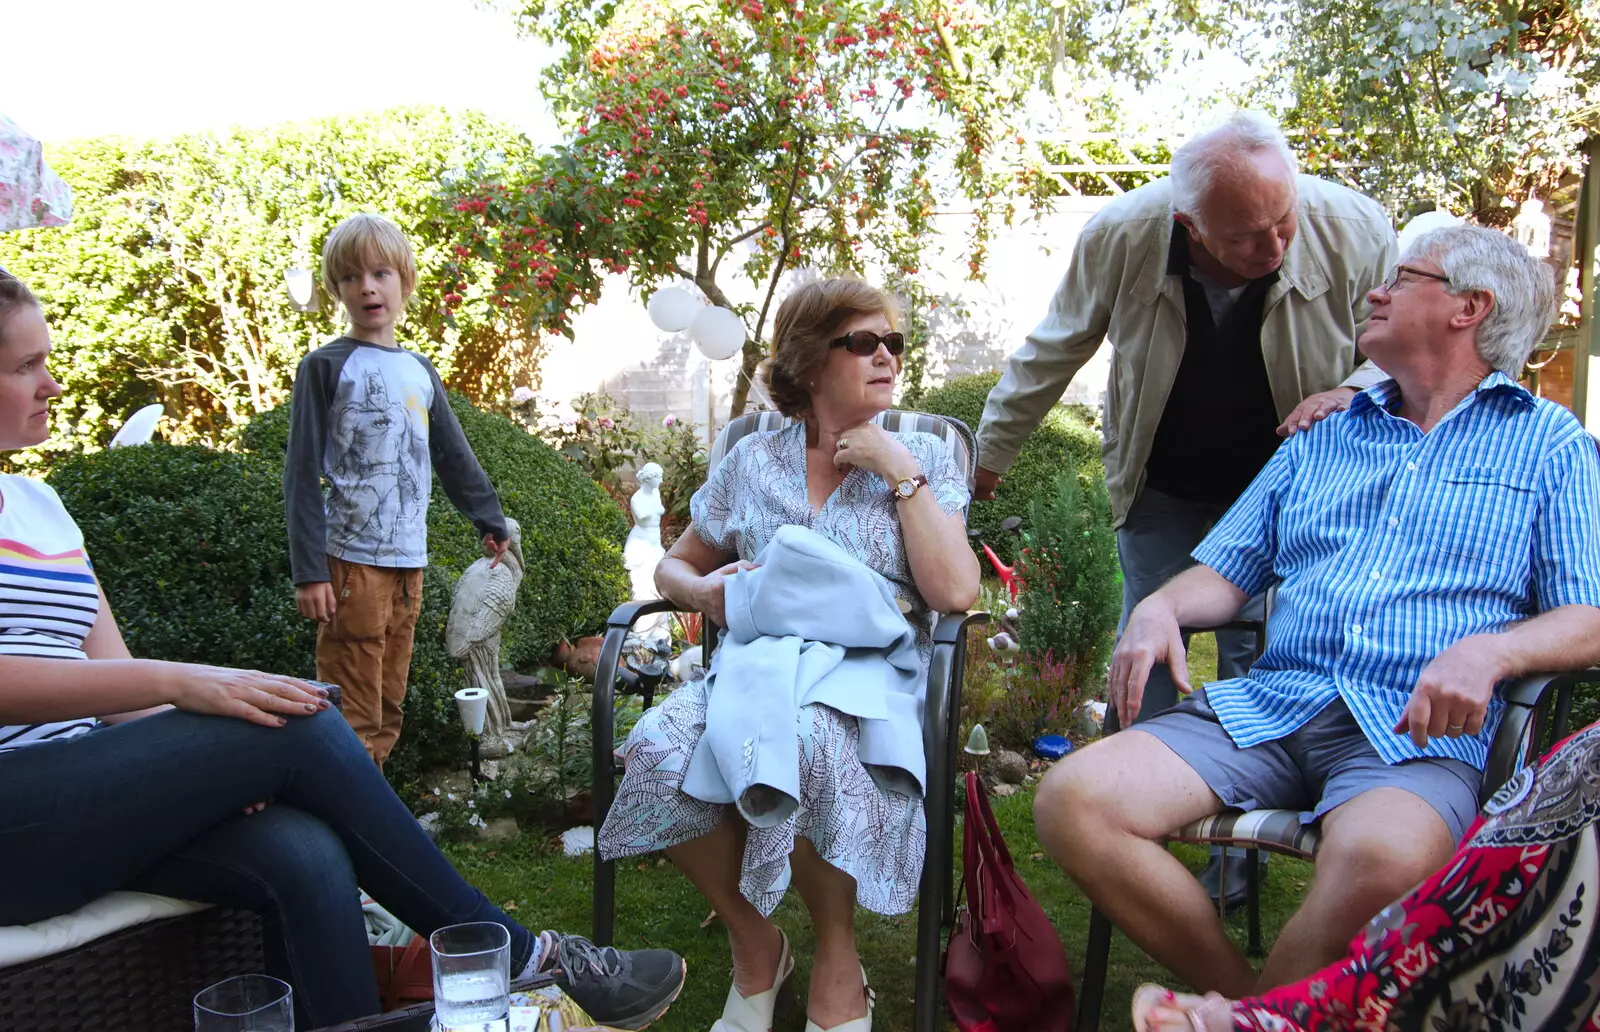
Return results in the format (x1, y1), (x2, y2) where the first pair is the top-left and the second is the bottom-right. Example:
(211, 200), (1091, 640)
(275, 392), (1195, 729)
(1131, 983), (1232, 1032)
(709, 928), (794, 1032)
(802, 965), (875, 1032)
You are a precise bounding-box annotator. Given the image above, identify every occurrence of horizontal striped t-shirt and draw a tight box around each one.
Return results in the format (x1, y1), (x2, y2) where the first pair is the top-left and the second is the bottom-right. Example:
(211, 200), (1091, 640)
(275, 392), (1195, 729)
(0, 474), (99, 752)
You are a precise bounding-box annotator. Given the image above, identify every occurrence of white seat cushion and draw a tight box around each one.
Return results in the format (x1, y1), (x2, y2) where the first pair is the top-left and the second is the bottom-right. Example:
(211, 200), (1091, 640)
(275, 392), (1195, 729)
(0, 891), (207, 969)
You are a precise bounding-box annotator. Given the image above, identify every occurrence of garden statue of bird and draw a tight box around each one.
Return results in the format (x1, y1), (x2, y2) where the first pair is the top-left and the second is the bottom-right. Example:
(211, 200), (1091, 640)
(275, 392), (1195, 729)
(446, 518), (525, 737)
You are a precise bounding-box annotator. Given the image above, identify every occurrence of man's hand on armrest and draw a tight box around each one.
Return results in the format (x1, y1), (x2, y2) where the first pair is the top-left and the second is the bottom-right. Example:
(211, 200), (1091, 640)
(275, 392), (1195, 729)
(1393, 635), (1502, 748)
(1396, 605), (1600, 749)
(1108, 564), (1250, 725)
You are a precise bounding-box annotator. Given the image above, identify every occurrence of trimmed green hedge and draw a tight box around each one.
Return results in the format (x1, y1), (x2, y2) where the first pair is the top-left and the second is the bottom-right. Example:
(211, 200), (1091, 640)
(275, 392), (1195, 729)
(52, 396), (630, 791)
(915, 371), (1103, 564)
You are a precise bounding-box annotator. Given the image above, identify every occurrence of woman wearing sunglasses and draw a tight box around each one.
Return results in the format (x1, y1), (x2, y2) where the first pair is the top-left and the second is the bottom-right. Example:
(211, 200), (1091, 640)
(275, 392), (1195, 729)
(599, 277), (980, 1032)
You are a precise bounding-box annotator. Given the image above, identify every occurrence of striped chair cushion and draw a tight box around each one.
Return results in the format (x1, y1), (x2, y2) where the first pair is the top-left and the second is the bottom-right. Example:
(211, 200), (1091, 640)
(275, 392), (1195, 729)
(707, 410), (977, 491)
(1168, 808), (1320, 861)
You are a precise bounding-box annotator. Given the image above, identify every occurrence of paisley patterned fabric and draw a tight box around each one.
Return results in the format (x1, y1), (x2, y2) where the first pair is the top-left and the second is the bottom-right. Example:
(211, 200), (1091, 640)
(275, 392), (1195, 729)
(596, 421), (969, 915)
(0, 115), (72, 232)
(1234, 721), (1600, 1031)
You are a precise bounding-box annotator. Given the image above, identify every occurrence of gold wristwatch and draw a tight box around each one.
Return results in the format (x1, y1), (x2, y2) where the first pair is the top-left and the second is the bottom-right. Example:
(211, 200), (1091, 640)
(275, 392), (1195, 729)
(892, 473), (929, 501)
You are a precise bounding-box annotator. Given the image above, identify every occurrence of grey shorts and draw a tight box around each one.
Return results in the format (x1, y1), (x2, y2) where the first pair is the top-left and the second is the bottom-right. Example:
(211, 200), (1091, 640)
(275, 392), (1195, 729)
(1136, 690), (1482, 843)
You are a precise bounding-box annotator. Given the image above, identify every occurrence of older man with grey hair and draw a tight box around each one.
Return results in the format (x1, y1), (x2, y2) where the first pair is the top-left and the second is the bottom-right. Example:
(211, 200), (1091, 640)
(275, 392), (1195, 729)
(1034, 223), (1600, 998)
(978, 110), (1397, 900)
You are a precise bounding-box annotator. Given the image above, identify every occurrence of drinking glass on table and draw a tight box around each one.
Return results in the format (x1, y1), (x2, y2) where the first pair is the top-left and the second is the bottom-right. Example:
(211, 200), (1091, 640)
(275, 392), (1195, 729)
(194, 974), (294, 1032)
(430, 921), (511, 1031)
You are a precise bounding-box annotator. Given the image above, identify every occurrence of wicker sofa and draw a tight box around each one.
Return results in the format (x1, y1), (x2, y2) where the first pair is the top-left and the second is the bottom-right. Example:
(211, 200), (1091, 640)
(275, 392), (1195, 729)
(0, 906), (265, 1031)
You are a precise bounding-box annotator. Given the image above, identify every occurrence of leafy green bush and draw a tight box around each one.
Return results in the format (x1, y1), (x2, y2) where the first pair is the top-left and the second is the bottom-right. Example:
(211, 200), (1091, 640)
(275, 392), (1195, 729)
(0, 107), (544, 464)
(52, 395), (629, 793)
(47, 445), (315, 673)
(914, 371), (1103, 565)
(1017, 467), (1120, 675)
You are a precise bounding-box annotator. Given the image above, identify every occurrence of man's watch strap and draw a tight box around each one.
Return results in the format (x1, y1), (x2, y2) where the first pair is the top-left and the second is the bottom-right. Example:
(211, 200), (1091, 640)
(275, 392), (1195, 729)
(893, 473), (929, 500)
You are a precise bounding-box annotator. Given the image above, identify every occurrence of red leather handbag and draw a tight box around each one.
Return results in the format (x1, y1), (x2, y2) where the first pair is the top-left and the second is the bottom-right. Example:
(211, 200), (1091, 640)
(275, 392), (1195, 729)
(944, 771), (1074, 1032)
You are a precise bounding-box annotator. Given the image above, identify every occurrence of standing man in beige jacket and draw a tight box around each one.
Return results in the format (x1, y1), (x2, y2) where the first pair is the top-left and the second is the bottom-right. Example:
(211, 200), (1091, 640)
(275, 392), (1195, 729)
(976, 110), (1397, 902)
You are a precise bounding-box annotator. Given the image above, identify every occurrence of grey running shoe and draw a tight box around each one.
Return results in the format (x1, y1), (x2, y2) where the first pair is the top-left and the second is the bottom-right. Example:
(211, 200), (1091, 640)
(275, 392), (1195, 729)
(535, 930), (686, 1030)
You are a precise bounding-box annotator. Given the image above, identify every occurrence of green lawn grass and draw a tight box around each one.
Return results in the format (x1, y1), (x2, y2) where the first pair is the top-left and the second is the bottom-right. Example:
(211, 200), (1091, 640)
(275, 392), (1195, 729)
(442, 634), (1315, 1030)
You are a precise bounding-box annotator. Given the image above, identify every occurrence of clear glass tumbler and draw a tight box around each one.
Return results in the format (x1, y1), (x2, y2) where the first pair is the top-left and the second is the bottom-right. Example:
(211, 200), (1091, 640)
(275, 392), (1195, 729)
(194, 974), (293, 1032)
(430, 922), (511, 1031)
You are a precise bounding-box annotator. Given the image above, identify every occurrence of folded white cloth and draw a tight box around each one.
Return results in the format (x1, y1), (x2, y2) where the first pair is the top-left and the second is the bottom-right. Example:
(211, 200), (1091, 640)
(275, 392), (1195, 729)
(362, 894), (416, 947)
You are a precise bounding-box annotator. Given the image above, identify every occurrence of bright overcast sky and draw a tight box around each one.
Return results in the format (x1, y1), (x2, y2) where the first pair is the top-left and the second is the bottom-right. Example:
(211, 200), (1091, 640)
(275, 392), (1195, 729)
(2, 0), (558, 143)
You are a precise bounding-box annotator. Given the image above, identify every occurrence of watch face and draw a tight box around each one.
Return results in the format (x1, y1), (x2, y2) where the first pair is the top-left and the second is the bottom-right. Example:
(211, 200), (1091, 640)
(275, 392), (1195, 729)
(897, 479), (915, 498)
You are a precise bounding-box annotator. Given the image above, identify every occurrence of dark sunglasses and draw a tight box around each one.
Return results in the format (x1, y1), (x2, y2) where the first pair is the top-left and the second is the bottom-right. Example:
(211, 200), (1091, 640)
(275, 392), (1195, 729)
(829, 330), (907, 357)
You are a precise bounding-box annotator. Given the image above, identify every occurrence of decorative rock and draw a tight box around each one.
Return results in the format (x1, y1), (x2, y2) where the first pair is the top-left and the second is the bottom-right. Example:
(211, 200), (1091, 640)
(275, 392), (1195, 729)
(431, 770), (474, 799)
(992, 783), (1020, 798)
(986, 749), (1029, 785)
(477, 816), (521, 841)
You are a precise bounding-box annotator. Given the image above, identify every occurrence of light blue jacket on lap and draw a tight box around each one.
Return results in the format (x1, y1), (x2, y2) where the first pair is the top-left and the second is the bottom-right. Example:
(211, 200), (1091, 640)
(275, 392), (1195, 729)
(681, 525), (926, 828)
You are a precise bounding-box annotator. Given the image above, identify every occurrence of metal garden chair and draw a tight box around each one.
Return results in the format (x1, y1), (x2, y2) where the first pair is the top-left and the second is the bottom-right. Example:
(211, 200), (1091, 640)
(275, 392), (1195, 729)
(590, 409), (988, 1032)
(1072, 601), (1600, 1032)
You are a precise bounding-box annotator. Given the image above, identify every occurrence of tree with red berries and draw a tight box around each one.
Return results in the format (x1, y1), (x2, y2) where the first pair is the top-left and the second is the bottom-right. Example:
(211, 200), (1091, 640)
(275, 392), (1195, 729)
(444, 0), (1238, 415)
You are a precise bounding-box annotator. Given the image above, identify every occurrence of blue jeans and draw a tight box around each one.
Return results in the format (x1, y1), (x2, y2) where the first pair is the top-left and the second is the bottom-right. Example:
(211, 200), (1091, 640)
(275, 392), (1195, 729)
(0, 707), (532, 1029)
(1116, 486), (1266, 721)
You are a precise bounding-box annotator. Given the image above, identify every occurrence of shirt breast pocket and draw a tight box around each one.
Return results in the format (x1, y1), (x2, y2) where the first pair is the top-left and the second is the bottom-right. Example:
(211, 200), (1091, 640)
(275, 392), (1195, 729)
(1426, 465), (1535, 565)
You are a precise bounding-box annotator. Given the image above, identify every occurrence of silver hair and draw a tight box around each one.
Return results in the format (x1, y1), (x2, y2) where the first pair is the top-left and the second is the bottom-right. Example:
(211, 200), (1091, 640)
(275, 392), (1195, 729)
(1169, 111), (1299, 232)
(1403, 225), (1556, 377)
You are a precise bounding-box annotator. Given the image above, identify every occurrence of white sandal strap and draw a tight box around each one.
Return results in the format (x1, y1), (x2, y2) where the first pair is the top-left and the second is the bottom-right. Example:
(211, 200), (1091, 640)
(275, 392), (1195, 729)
(710, 929), (794, 1032)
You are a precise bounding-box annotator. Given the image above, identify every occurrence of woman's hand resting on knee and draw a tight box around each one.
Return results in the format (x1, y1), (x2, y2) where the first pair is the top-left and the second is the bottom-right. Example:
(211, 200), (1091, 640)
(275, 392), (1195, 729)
(161, 663), (330, 727)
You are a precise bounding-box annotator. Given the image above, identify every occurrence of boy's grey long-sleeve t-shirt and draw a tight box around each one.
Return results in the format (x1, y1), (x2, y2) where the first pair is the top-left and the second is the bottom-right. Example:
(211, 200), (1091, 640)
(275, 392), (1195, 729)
(283, 337), (508, 586)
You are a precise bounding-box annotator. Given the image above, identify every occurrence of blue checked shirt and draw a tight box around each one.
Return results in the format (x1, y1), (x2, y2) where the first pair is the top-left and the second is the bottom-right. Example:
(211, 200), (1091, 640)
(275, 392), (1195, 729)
(1192, 372), (1600, 769)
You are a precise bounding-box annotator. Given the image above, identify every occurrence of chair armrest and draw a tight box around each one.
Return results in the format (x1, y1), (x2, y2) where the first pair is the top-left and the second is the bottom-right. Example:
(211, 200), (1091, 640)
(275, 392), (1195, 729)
(604, 598), (681, 630)
(1482, 667), (1600, 805)
(1500, 668), (1600, 709)
(933, 610), (990, 645)
(1178, 619), (1263, 637)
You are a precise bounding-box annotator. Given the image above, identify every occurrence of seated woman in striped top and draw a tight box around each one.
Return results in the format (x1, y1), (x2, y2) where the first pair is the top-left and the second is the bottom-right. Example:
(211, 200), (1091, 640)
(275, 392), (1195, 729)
(0, 268), (686, 1032)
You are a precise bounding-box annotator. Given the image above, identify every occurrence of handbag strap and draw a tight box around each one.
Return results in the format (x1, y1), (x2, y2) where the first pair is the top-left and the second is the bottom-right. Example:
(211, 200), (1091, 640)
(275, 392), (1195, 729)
(382, 936), (430, 1014)
(965, 770), (1017, 870)
(962, 771), (1021, 942)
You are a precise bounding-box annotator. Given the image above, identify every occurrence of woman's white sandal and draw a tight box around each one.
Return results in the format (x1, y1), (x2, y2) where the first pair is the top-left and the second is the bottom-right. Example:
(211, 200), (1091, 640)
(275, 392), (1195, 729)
(802, 965), (875, 1032)
(709, 928), (794, 1032)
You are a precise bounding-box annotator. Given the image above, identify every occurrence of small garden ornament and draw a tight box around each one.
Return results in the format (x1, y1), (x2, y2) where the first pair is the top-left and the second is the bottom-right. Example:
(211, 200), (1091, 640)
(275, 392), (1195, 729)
(446, 517), (525, 737)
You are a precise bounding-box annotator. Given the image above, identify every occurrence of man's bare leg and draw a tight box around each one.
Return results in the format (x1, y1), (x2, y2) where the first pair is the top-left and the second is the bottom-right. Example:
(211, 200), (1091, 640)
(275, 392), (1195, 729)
(1034, 730), (1258, 998)
(1256, 786), (1455, 990)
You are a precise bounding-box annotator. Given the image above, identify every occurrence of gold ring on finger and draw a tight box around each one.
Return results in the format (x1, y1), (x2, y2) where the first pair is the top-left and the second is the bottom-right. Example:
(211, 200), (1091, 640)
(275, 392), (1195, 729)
(1447, 723), (1465, 733)
(837, 437), (849, 449)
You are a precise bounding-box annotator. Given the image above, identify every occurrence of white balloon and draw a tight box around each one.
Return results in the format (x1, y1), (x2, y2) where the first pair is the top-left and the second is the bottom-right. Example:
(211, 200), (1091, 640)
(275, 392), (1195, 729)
(1396, 210), (1462, 255)
(690, 306), (746, 360)
(646, 285), (700, 333)
(109, 404), (164, 448)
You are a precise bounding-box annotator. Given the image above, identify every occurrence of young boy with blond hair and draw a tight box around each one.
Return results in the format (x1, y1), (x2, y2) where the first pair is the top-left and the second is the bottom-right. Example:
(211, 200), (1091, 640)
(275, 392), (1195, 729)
(284, 213), (509, 767)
